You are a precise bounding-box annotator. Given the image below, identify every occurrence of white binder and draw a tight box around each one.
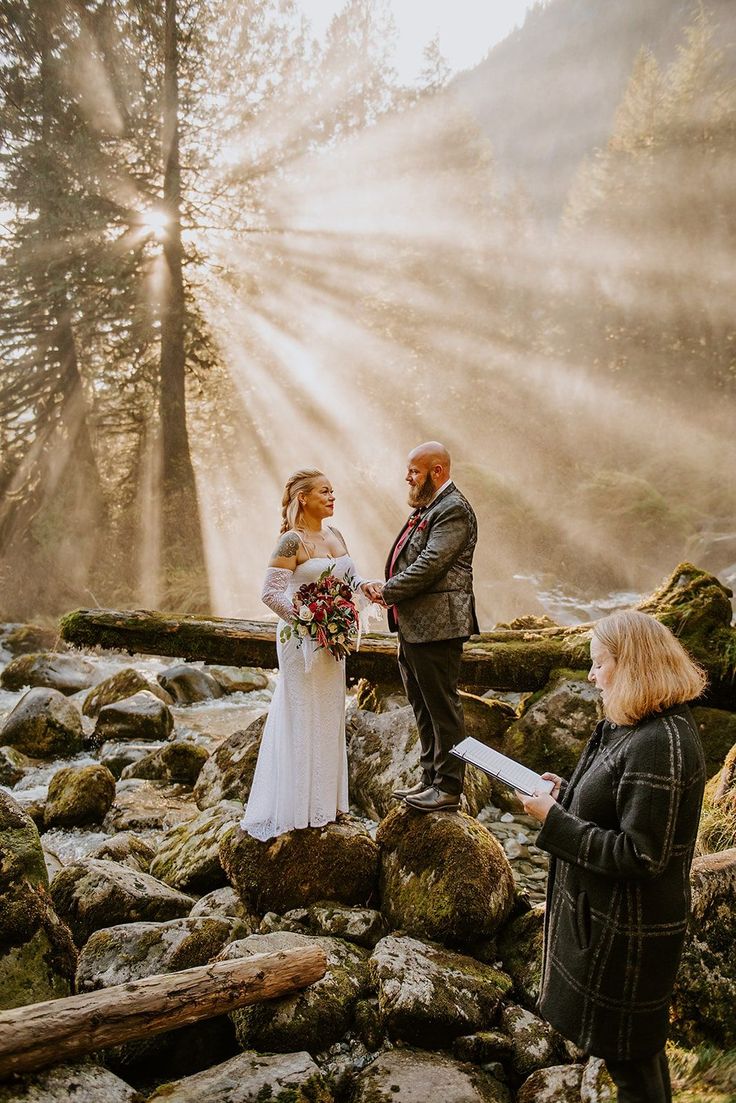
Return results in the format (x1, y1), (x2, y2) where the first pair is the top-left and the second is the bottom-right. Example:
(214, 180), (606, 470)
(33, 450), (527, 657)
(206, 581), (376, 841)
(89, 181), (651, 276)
(450, 736), (555, 797)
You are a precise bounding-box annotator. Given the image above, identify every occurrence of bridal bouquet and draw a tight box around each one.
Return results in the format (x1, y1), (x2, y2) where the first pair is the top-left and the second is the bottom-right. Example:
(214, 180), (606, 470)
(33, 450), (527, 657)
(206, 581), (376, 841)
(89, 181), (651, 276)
(280, 567), (359, 660)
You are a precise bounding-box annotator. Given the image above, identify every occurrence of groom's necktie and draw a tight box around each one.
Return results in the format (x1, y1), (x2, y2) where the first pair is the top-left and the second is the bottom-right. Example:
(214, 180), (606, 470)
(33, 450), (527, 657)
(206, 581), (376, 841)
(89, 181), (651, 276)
(389, 509), (423, 578)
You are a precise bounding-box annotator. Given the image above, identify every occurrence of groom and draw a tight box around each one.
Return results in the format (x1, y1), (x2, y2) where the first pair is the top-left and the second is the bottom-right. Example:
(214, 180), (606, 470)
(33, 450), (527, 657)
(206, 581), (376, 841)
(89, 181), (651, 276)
(376, 441), (479, 812)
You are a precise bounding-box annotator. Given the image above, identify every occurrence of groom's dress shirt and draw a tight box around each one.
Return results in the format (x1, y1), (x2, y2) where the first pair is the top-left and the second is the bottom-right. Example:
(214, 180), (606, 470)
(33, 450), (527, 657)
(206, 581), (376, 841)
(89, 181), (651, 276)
(388, 510), (424, 578)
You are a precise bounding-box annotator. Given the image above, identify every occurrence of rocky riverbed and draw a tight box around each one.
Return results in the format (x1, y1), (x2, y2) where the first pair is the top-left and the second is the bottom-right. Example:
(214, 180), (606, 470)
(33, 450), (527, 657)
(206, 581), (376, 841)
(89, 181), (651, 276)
(1, 588), (736, 1103)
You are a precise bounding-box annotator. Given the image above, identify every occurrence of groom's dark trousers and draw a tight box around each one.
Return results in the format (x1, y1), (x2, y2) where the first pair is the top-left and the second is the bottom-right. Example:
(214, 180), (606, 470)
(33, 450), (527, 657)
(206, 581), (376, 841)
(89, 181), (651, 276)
(382, 482), (479, 797)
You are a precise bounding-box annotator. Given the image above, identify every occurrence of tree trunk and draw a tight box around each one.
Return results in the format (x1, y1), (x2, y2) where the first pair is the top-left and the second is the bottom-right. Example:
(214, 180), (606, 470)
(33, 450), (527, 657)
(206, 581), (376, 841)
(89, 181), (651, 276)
(58, 564), (736, 708)
(0, 947), (326, 1080)
(159, 0), (210, 610)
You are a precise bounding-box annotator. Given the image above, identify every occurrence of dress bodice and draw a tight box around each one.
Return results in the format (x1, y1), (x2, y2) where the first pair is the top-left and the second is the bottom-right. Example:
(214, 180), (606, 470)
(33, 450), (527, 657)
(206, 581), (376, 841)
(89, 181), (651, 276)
(286, 555), (355, 596)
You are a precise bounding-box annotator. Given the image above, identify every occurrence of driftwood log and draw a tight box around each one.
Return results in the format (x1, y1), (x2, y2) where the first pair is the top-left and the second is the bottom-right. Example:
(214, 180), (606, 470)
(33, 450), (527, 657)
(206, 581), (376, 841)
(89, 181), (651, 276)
(59, 563), (736, 706)
(0, 946), (326, 1080)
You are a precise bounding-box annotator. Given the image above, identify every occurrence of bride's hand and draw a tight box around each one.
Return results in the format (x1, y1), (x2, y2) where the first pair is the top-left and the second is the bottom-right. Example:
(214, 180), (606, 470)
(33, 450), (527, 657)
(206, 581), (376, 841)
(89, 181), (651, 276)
(361, 582), (385, 604)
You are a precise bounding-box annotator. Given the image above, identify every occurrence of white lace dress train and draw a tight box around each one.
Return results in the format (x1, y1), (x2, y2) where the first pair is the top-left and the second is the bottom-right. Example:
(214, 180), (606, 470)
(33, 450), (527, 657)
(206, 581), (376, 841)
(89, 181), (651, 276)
(241, 554), (361, 841)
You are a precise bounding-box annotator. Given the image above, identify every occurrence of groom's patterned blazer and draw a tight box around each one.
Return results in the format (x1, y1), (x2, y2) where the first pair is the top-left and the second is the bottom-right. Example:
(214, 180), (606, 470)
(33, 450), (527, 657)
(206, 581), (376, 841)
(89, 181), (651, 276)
(382, 482), (479, 643)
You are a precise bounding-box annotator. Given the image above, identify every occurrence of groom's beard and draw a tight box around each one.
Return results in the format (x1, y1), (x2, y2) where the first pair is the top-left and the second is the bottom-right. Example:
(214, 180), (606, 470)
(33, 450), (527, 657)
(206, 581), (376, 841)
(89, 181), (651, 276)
(408, 474), (435, 509)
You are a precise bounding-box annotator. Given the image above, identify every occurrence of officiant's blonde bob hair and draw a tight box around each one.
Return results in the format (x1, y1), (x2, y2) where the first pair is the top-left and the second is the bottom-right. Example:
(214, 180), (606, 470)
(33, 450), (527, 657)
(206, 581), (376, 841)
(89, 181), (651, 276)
(593, 610), (706, 726)
(281, 468), (325, 533)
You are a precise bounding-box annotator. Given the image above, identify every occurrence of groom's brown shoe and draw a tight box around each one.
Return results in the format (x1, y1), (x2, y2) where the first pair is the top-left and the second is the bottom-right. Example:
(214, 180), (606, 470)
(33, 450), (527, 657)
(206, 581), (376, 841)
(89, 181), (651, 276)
(404, 785), (460, 813)
(391, 781), (428, 800)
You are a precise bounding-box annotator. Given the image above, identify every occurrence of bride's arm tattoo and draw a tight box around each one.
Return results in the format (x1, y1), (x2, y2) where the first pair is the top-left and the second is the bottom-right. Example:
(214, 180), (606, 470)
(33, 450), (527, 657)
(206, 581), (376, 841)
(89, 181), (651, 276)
(272, 531), (300, 559)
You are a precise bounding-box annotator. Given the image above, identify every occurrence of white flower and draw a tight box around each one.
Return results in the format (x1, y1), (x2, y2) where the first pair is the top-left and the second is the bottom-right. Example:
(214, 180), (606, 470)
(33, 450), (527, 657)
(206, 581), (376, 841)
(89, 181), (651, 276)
(299, 605), (314, 622)
(297, 624), (309, 637)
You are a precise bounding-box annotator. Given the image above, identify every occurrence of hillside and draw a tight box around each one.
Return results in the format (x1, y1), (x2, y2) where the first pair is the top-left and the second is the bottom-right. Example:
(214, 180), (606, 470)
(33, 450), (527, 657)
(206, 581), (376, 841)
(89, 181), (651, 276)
(456, 0), (736, 217)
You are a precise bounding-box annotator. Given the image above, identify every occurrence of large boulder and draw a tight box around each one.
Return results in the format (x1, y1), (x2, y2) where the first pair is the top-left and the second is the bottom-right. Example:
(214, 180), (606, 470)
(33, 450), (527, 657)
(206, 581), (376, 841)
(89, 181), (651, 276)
(370, 934), (512, 1045)
(50, 858), (194, 946)
(121, 740), (210, 786)
(347, 705), (492, 820)
(691, 707), (736, 778)
(193, 717), (264, 810)
(0, 687), (83, 758)
(294, 904), (388, 949)
(158, 663), (224, 704)
(146, 1051), (332, 1103)
(351, 1048), (511, 1103)
(149, 802), (242, 894)
(497, 905), (545, 1008)
(671, 848), (736, 1047)
(76, 916), (245, 991)
(376, 806), (514, 947)
(0, 651), (97, 695)
(580, 1057), (616, 1103)
(503, 668), (600, 779)
(0, 1062), (140, 1103)
(459, 691), (518, 746)
(83, 666), (173, 717)
(697, 742), (736, 854)
(103, 779), (195, 833)
(517, 1065), (584, 1103)
(0, 790), (77, 1010)
(94, 691), (174, 744)
(217, 931), (369, 1052)
(219, 815), (379, 913)
(44, 763), (117, 828)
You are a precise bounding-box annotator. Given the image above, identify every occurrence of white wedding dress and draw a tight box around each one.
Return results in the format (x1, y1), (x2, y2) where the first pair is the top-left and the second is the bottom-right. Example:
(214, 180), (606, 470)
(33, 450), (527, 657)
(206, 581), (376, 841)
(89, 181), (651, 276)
(241, 554), (365, 841)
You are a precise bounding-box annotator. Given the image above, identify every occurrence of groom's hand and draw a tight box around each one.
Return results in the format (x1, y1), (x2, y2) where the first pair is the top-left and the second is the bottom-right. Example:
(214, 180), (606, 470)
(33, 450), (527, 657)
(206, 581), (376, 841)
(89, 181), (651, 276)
(362, 582), (386, 605)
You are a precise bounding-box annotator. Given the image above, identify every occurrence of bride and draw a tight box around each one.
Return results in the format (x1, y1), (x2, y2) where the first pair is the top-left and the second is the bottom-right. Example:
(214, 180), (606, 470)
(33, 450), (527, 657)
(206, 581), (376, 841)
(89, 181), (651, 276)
(240, 468), (381, 841)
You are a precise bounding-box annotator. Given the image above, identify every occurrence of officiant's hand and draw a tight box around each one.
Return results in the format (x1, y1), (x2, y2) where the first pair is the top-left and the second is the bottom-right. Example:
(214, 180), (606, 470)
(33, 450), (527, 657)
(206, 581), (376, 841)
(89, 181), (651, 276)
(516, 789), (557, 824)
(540, 772), (563, 799)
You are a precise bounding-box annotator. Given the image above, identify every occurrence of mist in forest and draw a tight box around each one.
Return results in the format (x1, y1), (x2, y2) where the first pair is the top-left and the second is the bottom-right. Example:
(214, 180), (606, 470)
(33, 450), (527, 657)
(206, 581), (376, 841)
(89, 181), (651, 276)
(1, 0), (735, 626)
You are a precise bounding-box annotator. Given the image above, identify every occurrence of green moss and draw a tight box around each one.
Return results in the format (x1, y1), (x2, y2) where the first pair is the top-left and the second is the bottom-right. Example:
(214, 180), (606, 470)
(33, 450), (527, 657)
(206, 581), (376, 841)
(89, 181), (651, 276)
(376, 807), (515, 947)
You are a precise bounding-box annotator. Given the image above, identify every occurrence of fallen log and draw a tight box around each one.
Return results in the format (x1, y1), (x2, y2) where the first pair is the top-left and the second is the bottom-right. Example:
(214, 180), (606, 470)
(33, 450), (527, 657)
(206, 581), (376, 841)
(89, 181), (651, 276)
(58, 564), (736, 706)
(0, 946), (326, 1080)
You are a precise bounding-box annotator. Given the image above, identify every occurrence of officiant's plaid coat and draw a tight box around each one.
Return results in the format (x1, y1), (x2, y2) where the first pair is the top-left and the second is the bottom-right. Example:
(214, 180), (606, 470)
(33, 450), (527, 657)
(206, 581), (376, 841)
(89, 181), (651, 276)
(536, 706), (705, 1061)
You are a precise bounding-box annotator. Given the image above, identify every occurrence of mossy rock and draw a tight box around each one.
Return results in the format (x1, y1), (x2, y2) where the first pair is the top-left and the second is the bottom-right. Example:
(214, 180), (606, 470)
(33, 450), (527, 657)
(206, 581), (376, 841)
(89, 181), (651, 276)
(671, 849), (736, 1047)
(0, 744), (33, 787)
(370, 934), (513, 1045)
(219, 814), (379, 913)
(497, 904), (545, 1008)
(88, 832), (156, 873)
(76, 915), (245, 991)
(376, 805), (514, 947)
(0, 790), (77, 1010)
(0, 1062), (140, 1102)
(51, 858), (194, 947)
(691, 707), (736, 779)
(3, 624), (64, 656)
(517, 1064), (584, 1103)
(83, 666), (173, 717)
(502, 668), (599, 779)
(296, 903), (388, 949)
(459, 691), (518, 746)
(0, 650), (97, 694)
(218, 930), (369, 1053)
(189, 886), (259, 930)
(94, 691), (174, 744)
(149, 801), (242, 893)
(193, 716), (265, 810)
(0, 687), (83, 758)
(122, 740), (210, 785)
(352, 1047), (511, 1103)
(355, 678), (408, 712)
(158, 663), (224, 704)
(146, 1050), (333, 1102)
(347, 705), (492, 820)
(44, 763), (117, 828)
(501, 1003), (559, 1078)
(697, 749), (736, 855)
(208, 665), (269, 694)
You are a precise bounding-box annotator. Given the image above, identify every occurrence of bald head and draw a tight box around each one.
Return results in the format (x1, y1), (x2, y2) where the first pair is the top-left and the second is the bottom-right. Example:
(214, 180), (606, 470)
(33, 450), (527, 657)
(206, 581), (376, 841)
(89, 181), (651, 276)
(406, 441), (452, 508)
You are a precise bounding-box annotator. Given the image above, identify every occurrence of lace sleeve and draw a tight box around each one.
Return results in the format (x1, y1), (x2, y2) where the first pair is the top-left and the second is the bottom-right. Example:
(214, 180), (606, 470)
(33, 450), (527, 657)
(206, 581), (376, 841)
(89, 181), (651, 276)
(261, 567), (296, 623)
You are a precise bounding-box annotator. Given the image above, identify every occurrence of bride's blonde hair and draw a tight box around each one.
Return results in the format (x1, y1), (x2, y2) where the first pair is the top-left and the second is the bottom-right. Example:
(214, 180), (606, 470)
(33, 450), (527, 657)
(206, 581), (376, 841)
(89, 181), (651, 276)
(281, 469), (325, 533)
(593, 610), (707, 725)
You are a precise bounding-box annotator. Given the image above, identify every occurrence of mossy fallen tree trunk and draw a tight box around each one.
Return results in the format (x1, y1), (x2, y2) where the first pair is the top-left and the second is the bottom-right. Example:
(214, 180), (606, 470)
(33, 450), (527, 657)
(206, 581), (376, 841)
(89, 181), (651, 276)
(59, 564), (735, 706)
(0, 946), (326, 1080)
